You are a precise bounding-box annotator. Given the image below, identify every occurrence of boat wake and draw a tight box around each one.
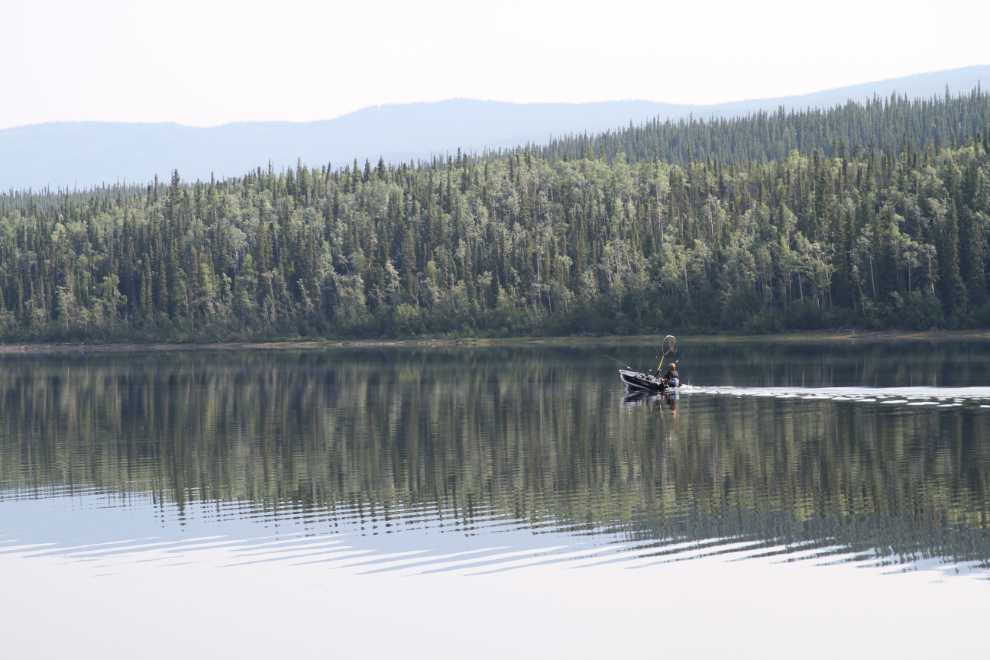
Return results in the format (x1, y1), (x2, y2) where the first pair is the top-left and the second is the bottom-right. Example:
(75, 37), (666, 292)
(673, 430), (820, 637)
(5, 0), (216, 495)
(678, 384), (990, 406)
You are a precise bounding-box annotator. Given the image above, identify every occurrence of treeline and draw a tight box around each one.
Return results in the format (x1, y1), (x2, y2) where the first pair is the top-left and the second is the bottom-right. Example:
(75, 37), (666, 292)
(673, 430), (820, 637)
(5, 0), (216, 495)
(537, 86), (990, 168)
(1, 92), (990, 342)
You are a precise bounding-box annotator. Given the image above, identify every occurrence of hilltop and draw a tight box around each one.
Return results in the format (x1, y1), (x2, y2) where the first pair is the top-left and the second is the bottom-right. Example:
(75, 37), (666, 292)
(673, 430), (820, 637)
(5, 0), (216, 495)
(2, 65), (988, 191)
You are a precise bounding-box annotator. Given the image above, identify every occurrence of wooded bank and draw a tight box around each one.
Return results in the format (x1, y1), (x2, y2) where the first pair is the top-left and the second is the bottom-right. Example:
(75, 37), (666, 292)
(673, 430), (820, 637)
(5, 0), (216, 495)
(2, 89), (989, 342)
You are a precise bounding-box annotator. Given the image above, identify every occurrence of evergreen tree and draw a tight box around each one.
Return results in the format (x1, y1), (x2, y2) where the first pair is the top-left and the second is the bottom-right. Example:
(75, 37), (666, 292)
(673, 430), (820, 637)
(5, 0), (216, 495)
(2, 88), (990, 341)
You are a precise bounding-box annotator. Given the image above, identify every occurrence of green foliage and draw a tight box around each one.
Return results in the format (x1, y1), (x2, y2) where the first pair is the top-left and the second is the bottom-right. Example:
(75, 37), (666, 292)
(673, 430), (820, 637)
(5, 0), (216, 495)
(2, 90), (990, 342)
(536, 88), (990, 168)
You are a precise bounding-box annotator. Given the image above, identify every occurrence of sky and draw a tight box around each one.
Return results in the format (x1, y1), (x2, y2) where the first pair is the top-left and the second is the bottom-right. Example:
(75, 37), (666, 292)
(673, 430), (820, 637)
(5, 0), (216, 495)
(2, 0), (989, 131)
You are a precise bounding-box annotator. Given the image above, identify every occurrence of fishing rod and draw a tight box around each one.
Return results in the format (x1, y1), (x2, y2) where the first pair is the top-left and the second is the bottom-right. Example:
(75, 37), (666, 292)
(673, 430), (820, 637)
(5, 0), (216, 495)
(602, 354), (632, 369)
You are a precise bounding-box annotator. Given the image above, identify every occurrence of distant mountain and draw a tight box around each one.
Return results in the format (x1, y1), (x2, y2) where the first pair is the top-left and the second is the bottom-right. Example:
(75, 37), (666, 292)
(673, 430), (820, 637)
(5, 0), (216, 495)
(2, 65), (988, 191)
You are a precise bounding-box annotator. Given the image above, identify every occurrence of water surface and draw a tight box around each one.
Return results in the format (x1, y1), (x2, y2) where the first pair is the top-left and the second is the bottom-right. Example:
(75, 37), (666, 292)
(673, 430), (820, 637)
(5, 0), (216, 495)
(2, 340), (989, 575)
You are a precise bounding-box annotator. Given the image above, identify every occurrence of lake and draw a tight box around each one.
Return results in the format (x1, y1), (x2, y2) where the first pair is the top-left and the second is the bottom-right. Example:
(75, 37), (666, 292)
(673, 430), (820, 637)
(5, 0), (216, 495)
(2, 340), (988, 658)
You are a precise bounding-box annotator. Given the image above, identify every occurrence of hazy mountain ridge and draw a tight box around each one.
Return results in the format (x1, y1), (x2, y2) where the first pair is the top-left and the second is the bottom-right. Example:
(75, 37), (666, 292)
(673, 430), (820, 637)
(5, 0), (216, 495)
(2, 65), (988, 191)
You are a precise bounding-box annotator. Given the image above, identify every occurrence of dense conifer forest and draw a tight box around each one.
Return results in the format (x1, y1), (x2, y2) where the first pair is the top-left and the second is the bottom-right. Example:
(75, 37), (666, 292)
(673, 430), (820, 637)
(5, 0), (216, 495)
(539, 88), (990, 167)
(1, 89), (989, 342)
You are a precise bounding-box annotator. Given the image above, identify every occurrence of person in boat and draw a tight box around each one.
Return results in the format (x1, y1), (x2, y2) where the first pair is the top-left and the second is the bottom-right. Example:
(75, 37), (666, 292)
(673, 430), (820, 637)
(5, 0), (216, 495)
(663, 362), (679, 388)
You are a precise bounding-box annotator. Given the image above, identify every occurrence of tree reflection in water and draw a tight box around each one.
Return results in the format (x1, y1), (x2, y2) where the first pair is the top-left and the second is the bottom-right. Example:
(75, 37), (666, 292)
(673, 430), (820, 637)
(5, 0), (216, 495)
(1, 342), (988, 570)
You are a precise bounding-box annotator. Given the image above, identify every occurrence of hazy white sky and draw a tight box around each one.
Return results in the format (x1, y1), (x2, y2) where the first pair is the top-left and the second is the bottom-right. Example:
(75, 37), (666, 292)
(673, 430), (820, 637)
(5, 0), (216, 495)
(2, 0), (988, 130)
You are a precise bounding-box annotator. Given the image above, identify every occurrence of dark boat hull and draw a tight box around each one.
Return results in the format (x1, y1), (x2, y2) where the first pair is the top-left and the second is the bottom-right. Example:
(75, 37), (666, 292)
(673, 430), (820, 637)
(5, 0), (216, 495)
(619, 369), (668, 391)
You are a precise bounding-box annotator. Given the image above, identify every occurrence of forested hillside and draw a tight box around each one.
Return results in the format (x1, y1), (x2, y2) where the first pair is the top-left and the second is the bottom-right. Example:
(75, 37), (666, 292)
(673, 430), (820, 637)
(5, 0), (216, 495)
(538, 88), (990, 168)
(1, 90), (989, 342)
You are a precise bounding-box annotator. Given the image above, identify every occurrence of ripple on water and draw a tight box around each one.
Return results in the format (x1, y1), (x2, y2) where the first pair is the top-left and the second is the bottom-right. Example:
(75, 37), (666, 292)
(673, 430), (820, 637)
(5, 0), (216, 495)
(2, 349), (990, 578)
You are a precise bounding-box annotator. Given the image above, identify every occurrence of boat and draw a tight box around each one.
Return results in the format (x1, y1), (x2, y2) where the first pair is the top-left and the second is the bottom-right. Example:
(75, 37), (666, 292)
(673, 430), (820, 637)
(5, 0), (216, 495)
(619, 368), (670, 391)
(617, 335), (679, 392)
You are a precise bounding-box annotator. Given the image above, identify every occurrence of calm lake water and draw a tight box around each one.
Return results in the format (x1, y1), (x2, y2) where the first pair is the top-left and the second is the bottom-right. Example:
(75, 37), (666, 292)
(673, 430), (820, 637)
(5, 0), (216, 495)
(2, 339), (989, 577)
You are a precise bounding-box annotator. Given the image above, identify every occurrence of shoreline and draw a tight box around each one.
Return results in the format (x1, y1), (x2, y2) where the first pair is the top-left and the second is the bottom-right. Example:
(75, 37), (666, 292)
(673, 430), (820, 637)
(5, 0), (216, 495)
(2, 329), (990, 354)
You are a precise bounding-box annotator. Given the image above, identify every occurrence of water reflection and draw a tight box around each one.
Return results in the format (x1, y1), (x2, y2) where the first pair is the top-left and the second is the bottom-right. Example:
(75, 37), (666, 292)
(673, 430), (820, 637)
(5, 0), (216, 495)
(1, 342), (989, 574)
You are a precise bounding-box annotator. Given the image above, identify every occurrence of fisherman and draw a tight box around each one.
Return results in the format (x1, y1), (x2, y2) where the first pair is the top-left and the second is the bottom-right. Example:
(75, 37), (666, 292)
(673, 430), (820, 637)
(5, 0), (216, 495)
(663, 362), (679, 388)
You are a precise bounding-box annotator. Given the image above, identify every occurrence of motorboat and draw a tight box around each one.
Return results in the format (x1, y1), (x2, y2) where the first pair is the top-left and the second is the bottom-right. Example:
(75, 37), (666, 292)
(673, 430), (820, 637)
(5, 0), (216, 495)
(616, 335), (679, 392)
(619, 369), (671, 391)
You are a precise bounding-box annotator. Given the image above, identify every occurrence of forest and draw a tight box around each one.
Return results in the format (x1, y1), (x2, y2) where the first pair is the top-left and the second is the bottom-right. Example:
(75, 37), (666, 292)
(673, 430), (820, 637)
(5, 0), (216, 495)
(1, 88), (989, 342)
